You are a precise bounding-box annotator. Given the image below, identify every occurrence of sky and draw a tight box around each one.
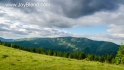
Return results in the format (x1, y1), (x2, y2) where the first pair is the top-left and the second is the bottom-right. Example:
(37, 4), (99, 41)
(0, 0), (124, 44)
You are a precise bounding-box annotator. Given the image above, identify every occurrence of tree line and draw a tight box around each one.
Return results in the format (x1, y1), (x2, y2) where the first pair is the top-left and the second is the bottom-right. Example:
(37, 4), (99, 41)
(0, 40), (123, 64)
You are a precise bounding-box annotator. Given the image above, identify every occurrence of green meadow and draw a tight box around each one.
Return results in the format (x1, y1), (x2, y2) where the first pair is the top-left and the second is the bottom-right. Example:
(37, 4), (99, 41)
(0, 45), (124, 70)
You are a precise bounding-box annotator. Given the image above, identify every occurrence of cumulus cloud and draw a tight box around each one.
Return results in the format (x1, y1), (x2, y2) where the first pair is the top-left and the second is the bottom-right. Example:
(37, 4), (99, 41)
(2, 0), (123, 18)
(74, 34), (124, 44)
(0, 21), (71, 37)
(49, 0), (124, 18)
(0, 0), (124, 28)
(0, 0), (124, 44)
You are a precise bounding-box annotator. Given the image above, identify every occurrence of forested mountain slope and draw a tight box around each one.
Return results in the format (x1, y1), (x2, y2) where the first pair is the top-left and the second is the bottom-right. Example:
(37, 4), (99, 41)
(10, 37), (119, 55)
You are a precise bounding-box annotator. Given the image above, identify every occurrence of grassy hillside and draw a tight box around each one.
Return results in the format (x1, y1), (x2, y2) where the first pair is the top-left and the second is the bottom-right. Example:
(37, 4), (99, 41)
(0, 45), (124, 70)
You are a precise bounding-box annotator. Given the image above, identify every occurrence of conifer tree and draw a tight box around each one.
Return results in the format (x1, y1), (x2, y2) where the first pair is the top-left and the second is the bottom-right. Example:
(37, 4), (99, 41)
(115, 45), (124, 64)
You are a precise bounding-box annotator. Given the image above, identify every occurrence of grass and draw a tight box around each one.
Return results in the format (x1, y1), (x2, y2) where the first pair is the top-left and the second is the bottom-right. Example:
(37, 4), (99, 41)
(0, 45), (124, 70)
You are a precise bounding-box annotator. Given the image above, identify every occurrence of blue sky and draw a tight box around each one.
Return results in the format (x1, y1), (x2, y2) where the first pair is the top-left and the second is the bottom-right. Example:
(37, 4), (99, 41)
(0, 0), (124, 44)
(64, 25), (109, 34)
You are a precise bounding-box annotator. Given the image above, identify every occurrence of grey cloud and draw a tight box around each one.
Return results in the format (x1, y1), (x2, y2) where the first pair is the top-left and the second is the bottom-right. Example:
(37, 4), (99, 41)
(107, 15), (124, 25)
(74, 34), (124, 44)
(108, 25), (124, 33)
(1, 0), (124, 18)
(0, 23), (10, 31)
(0, 0), (124, 44)
(12, 30), (29, 35)
(49, 0), (124, 18)
(0, 0), (37, 13)
(0, 23), (28, 35)
(0, 21), (71, 37)
(0, 0), (25, 3)
(0, 13), (6, 16)
(45, 17), (75, 28)
(0, 28), (9, 31)
(1, 0), (124, 28)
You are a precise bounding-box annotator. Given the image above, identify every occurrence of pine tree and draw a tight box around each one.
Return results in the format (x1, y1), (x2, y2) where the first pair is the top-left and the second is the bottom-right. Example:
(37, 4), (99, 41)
(63, 52), (69, 58)
(48, 49), (54, 56)
(87, 54), (94, 61)
(78, 52), (86, 60)
(0, 40), (2, 45)
(115, 45), (124, 64)
(94, 55), (99, 61)
(53, 51), (57, 56)
(57, 51), (62, 57)
(68, 53), (74, 59)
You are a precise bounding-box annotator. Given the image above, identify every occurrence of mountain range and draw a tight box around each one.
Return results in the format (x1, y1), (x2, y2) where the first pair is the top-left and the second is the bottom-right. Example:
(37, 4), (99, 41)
(0, 37), (119, 55)
(0, 37), (14, 42)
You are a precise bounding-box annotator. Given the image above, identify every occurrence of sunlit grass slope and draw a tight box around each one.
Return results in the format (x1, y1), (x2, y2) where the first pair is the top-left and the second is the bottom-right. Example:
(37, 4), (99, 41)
(0, 45), (124, 70)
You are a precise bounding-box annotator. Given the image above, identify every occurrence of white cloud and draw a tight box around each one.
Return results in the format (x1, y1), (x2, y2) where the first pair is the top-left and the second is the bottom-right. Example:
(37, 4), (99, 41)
(0, 20), (71, 39)
(0, 0), (124, 44)
(73, 34), (124, 45)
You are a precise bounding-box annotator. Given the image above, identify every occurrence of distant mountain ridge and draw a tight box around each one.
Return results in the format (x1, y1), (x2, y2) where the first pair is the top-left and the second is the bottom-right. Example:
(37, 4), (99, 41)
(1, 37), (118, 56)
(0, 37), (119, 55)
(0, 37), (14, 42)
